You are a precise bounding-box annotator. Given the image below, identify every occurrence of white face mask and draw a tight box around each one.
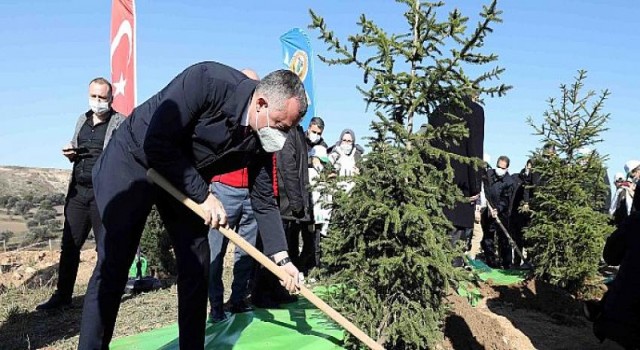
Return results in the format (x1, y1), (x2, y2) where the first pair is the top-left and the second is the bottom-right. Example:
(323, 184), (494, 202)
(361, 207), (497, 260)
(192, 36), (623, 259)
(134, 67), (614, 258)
(495, 168), (507, 177)
(89, 98), (110, 115)
(308, 132), (320, 143)
(256, 107), (288, 153)
(340, 144), (353, 154)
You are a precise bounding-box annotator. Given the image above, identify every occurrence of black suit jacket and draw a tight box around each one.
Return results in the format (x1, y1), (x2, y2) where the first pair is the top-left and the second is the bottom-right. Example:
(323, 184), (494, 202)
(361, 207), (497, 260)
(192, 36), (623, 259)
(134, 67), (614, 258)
(119, 61), (286, 255)
(429, 97), (485, 228)
(277, 125), (311, 221)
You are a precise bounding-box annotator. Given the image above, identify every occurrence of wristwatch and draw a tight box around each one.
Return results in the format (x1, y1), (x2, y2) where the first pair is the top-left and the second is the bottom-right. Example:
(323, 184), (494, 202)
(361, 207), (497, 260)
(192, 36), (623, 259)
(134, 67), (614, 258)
(275, 257), (291, 266)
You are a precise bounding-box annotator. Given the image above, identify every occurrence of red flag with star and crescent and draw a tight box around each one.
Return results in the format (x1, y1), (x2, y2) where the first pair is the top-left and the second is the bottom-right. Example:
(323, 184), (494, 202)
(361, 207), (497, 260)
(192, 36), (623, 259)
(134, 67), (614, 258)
(110, 0), (136, 116)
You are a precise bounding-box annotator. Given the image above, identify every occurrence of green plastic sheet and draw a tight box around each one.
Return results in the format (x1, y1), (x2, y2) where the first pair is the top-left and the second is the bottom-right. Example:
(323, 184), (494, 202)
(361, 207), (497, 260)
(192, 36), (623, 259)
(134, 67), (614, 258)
(128, 256), (149, 278)
(111, 291), (345, 350)
(457, 259), (530, 307)
(466, 258), (529, 286)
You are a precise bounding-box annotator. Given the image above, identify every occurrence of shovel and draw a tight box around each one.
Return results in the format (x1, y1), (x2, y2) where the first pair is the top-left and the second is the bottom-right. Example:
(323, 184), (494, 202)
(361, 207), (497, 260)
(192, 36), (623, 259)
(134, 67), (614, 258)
(147, 168), (384, 350)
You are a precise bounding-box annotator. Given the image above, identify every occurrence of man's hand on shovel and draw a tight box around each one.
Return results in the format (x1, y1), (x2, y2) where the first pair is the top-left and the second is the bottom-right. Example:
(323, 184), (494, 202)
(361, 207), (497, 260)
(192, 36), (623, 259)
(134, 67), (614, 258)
(272, 251), (301, 293)
(199, 193), (227, 228)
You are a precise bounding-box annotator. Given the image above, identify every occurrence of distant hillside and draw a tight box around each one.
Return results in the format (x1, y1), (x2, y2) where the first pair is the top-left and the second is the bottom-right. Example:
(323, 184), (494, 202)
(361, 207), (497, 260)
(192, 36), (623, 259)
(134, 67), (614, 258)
(0, 166), (70, 197)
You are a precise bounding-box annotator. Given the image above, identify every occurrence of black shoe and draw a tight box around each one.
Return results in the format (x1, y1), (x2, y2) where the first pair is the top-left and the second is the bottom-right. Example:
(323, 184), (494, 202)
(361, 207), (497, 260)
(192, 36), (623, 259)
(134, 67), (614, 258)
(229, 300), (254, 314)
(36, 293), (72, 311)
(208, 305), (228, 323)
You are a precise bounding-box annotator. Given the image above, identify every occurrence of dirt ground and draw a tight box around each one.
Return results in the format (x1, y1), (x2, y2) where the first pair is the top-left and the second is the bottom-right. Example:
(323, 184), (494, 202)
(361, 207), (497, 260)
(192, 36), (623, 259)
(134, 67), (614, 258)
(442, 280), (623, 349)
(0, 249), (626, 349)
(0, 250), (96, 289)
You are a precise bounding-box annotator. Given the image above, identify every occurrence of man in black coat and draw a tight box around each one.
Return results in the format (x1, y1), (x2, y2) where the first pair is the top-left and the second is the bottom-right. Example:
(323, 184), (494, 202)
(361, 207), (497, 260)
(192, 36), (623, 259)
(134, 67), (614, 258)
(428, 96), (485, 264)
(78, 62), (307, 349)
(482, 156), (516, 268)
(593, 212), (640, 348)
(277, 125), (312, 266)
(508, 159), (534, 267)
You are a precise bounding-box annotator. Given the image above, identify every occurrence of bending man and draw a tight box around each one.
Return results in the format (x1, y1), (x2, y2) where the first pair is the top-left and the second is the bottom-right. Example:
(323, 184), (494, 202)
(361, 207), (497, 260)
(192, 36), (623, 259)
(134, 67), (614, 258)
(78, 62), (306, 349)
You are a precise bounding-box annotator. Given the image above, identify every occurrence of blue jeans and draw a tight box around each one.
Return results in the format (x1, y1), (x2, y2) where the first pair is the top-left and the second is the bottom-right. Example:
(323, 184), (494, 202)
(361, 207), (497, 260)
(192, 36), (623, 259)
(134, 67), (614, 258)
(208, 182), (257, 308)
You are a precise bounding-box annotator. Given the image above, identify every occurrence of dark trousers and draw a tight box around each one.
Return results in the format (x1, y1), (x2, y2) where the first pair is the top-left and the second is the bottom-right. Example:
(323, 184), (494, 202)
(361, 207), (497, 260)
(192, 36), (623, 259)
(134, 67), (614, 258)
(305, 224), (322, 272)
(481, 215), (512, 268)
(78, 139), (209, 350)
(449, 226), (472, 267)
(56, 182), (101, 298)
(283, 220), (315, 273)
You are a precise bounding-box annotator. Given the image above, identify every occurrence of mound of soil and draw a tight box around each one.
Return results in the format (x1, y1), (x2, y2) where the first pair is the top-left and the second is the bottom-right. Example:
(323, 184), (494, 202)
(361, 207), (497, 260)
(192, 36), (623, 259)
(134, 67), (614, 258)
(443, 279), (623, 349)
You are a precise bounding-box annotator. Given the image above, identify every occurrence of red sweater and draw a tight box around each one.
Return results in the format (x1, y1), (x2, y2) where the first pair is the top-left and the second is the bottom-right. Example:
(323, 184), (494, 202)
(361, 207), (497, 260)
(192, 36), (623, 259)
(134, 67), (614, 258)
(211, 168), (249, 188)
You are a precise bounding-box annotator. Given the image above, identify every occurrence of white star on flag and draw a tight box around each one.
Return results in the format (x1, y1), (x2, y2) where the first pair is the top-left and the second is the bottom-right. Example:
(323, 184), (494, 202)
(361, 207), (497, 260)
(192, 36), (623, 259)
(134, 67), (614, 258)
(113, 73), (127, 97)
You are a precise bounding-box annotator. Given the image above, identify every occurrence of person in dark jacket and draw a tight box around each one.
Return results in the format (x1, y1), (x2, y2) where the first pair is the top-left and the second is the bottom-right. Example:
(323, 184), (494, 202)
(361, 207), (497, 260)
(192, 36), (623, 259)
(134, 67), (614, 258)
(508, 159), (534, 267)
(276, 125), (313, 267)
(78, 62), (307, 350)
(481, 156), (516, 268)
(36, 78), (125, 311)
(592, 212), (640, 349)
(427, 96), (485, 265)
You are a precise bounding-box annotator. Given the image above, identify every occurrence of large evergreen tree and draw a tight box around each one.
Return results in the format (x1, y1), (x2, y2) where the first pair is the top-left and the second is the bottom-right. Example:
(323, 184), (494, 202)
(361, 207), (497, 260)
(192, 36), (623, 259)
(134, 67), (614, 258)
(309, 1), (509, 348)
(525, 70), (614, 294)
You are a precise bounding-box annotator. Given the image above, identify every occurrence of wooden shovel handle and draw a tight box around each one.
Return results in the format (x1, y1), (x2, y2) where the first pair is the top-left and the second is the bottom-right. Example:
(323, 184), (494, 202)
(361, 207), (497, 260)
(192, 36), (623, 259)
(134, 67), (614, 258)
(147, 168), (384, 350)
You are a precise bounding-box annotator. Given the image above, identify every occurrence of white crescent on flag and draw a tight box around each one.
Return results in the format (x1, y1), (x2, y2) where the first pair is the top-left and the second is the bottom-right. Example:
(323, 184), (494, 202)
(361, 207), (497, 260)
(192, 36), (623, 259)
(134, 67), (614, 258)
(110, 0), (136, 116)
(110, 20), (132, 66)
(110, 20), (132, 98)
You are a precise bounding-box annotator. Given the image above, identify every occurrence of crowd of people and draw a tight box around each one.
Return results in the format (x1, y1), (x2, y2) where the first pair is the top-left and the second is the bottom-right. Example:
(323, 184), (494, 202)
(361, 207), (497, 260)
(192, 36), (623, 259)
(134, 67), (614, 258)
(457, 145), (640, 272)
(33, 62), (638, 349)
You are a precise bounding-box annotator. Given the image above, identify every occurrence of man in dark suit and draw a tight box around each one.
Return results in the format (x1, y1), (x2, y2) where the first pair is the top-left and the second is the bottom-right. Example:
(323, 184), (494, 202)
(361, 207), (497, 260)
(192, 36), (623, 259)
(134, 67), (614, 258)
(277, 125), (312, 268)
(592, 212), (640, 348)
(428, 95), (485, 266)
(78, 62), (307, 349)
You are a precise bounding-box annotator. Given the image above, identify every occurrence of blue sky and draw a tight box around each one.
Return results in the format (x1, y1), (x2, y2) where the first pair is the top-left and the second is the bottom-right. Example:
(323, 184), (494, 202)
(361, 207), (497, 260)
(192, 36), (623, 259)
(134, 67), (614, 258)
(0, 0), (637, 180)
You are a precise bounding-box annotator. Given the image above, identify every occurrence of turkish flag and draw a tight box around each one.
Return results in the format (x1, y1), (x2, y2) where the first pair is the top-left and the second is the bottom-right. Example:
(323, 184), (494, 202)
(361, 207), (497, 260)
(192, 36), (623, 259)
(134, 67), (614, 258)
(110, 0), (136, 116)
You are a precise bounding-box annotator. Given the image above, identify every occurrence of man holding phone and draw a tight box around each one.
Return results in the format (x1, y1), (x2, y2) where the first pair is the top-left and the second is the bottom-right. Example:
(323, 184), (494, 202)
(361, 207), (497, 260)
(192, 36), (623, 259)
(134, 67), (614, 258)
(36, 77), (125, 310)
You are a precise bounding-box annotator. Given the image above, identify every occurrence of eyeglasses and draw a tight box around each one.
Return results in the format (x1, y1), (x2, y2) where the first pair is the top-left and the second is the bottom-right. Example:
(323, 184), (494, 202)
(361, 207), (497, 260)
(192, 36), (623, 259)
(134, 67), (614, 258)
(341, 139), (353, 143)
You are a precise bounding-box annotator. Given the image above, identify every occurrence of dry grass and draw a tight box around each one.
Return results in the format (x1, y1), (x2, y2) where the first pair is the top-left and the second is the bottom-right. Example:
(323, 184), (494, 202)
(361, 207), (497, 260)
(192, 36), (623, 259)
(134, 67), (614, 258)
(0, 283), (182, 349)
(0, 245), (237, 349)
(0, 212), (28, 234)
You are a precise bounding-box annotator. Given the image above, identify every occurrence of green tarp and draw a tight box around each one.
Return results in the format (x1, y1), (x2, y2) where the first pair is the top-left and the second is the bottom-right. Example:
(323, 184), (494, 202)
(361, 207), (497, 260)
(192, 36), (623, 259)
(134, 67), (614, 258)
(111, 292), (345, 350)
(457, 259), (530, 306)
(128, 256), (149, 278)
(467, 258), (530, 286)
(111, 261), (529, 348)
